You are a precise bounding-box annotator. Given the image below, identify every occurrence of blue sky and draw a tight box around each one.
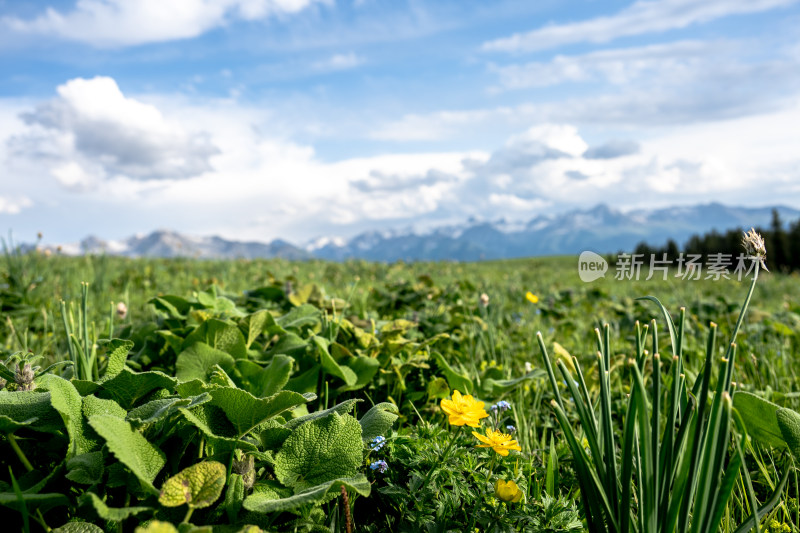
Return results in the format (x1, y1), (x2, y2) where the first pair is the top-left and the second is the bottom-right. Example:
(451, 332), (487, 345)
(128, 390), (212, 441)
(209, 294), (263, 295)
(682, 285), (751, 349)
(1, 0), (799, 247)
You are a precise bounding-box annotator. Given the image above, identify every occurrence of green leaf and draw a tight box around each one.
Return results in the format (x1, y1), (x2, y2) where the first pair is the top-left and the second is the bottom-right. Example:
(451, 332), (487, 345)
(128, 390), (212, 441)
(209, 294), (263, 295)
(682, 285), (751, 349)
(159, 461), (226, 509)
(65, 452), (104, 485)
(0, 390), (64, 433)
(127, 394), (211, 426)
(359, 402), (398, 442)
(150, 295), (193, 318)
(339, 356), (380, 392)
(777, 407), (800, 459)
(0, 414), (38, 432)
(178, 404), (259, 453)
(0, 491), (70, 514)
(52, 522), (105, 533)
(88, 415), (166, 494)
(184, 319), (247, 359)
(426, 377), (450, 400)
(38, 374), (88, 457)
(314, 336), (357, 386)
(135, 520), (179, 533)
(224, 473), (245, 523)
(243, 475), (370, 514)
(276, 304), (321, 330)
(234, 355), (294, 398)
(100, 367), (178, 410)
(432, 352), (473, 395)
(99, 338), (135, 381)
(264, 332), (308, 358)
(176, 343), (236, 383)
(274, 412), (363, 491)
(209, 388), (314, 437)
(284, 398), (359, 431)
(732, 391), (786, 449)
(239, 310), (271, 349)
(482, 369), (547, 397)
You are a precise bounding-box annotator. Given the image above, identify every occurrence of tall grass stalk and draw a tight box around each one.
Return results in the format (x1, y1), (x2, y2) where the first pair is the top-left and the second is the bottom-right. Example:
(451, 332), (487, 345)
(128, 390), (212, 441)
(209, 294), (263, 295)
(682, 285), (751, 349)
(538, 259), (790, 532)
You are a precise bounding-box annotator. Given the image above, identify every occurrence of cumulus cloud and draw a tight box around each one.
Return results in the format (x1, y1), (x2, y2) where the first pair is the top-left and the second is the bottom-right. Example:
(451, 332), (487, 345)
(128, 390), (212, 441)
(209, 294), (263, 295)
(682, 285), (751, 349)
(584, 140), (641, 159)
(313, 52), (365, 71)
(0, 196), (33, 215)
(482, 0), (797, 53)
(11, 77), (218, 188)
(2, 0), (330, 47)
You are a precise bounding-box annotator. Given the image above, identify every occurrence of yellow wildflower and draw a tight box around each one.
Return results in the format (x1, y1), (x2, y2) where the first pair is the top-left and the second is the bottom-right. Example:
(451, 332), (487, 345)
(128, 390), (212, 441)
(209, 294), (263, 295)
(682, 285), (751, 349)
(440, 390), (489, 427)
(472, 428), (522, 456)
(494, 479), (523, 502)
(525, 291), (539, 304)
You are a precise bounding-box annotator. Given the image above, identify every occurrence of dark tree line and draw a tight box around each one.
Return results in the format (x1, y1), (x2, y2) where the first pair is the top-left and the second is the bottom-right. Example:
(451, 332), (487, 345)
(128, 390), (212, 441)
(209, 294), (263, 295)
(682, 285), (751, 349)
(632, 209), (800, 273)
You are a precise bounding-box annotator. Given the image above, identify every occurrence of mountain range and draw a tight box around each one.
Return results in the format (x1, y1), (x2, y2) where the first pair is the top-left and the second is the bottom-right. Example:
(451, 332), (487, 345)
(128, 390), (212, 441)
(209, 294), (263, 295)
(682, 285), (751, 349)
(51, 202), (800, 262)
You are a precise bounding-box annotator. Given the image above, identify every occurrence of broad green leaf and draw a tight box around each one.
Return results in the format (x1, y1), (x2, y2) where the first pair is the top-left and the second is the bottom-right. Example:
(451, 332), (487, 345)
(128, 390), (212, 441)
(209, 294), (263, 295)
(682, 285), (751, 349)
(100, 367), (178, 410)
(234, 355), (293, 398)
(0, 390), (64, 433)
(208, 365), (237, 388)
(83, 395), (127, 419)
(338, 356), (380, 392)
(99, 338), (135, 381)
(243, 475), (370, 514)
(264, 332), (308, 358)
(176, 343), (235, 383)
(0, 491), (70, 513)
(285, 365), (319, 395)
(276, 304), (320, 330)
(209, 388), (314, 437)
(88, 415), (166, 494)
(733, 391), (786, 449)
(159, 461), (226, 509)
(777, 408), (800, 460)
(426, 377), (450, 400)
(65, 452), (104, 485)
(179, 404), (259, 453)
(127, 394), (211, 425)
(284, 398), (359, 430)
(483, 369), (547, 397)
(183, 319), (247, 359)
(239, 310), (271, 349)
(38, 374), (88, 457)
(0, 414), (38, 433)
(274, 412), (363, 491)
(314, 336), (357, 386)
(359, 402), (398, 442)
(52, 522), (105, 533)
(432, 352), (473, 395)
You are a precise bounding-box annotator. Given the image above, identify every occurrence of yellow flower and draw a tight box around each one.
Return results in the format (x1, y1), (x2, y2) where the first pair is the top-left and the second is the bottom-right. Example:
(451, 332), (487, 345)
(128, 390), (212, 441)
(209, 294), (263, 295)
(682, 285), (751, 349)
(472, 428), (522, 456)
(494, 479), (523, 502)
(525, 291), (539, 304)
(440, 390), (489, 427)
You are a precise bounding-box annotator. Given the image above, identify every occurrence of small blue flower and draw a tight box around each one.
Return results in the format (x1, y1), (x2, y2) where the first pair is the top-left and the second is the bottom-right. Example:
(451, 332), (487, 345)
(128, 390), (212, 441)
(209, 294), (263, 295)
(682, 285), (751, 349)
(370, 460), (389, 473)
(369, 435), (386, 451)
(490, 404), (499, 413)
(496, 400), (511, 412)
(506, 425), (516, 434)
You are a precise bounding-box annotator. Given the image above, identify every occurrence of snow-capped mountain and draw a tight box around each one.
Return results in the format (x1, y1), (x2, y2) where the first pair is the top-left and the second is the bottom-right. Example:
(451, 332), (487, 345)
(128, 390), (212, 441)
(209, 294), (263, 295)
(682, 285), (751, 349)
(43, 203), (800, 262)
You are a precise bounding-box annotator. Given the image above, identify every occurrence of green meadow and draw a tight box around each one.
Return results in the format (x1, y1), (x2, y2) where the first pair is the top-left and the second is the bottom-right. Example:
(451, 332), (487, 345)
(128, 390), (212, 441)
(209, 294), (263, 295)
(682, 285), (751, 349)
(2, 247), (800, 532)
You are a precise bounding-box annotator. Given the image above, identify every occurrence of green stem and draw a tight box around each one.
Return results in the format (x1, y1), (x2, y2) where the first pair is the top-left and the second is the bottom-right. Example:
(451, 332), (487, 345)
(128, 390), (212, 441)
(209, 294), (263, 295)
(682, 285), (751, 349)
(8, 434), (33, 472)
(34, 510), (51, 532)
(183, 506), (194, 524)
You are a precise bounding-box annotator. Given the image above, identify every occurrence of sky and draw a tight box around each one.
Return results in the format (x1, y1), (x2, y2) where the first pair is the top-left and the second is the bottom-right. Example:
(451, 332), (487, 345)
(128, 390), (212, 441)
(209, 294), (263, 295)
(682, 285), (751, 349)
(1, 0), (799, 247)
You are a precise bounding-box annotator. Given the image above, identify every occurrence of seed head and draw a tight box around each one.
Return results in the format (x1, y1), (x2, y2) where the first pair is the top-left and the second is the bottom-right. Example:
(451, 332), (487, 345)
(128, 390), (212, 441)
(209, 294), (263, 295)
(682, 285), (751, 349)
(479, 293), (489, 307)
(116, 301), (128, 320)
(15, 363), (36, 391)
(742, 227), (769, 271)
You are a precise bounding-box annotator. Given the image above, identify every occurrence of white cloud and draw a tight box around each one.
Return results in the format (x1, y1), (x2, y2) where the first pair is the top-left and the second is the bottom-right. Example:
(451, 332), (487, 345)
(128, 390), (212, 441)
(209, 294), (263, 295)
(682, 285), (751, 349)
(482, 0), (797, 53)
(0, 196), (33, 215)
(2, 0), (330, 47)
(490, 40), (714, 90)
(12, 76), (218, 186)
(313, 52), (365, 71)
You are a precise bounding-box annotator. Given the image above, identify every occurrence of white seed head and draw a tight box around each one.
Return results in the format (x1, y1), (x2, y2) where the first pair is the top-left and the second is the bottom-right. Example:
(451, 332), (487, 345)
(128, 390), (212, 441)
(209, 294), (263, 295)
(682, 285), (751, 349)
(116, 301), (128, 319)
(479, 293), (489, 307)
(742, 227), (769, 271)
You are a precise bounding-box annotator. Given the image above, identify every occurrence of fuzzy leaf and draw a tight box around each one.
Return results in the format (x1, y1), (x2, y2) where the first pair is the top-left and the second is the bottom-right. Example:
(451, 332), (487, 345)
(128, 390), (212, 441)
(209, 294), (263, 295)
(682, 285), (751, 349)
(159, 461), (226, 509)
(100, 339), (135, 381)
(0, 491), (70, 513)
(274, 412), (363, 491)
(127, 394), (211, 425)
(243, 475), (370, 514)
(135, 521), (179, 533)
(66, 452), (104, 485)
(284, 398), (359, 431)
(100, 367), (177, 410)
(224, 473), (245, 523)
(52, 522), (105, 533)
(777, 408), (800, 460)
(178, 404), (259, 452)
(733, 391), (786, 449)
(0, 390), (63, 433)
(234, 356), (293, 398)
(239, 310), (271, 349)
(38, 374), (88, 457)
(359, 402), (399, 442)
(209, 388), (314, 437)
(183, 319), (247, 359)
(88, 415), (166, 494)
(176, 343), (236, 383)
